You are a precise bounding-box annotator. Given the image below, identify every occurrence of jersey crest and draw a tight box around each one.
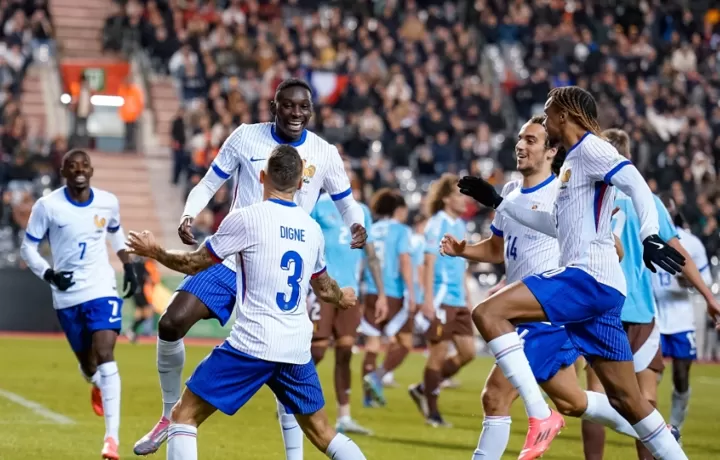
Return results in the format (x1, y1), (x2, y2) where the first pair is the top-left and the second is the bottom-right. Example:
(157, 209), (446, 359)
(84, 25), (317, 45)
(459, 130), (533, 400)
(302, 160), (316, 184)
(560, 169), (571, 189)
(94, 215), (107, 230)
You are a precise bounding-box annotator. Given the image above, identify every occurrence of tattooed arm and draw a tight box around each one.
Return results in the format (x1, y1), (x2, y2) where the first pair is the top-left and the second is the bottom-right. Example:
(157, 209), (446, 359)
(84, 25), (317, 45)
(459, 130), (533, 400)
(310, 271), (356, 309)
(364, 242), (386, 297)
(126, 230), (217, 275)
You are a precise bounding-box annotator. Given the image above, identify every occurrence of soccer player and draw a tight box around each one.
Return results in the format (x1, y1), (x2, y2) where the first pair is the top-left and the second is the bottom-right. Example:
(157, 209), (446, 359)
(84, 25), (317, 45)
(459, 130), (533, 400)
(459, 86), (697, 459)
(653, 193), (711, 433)
(126, 145), (367, 460)
(20, 149), (138, 460)
(308, 190), (385, 435)
(408, 174), (475, 427)
(134, 79), (368, 458)
(360, 188), (415, 407)
(583, 129), (717, 460)
(443, 116), (646, 459)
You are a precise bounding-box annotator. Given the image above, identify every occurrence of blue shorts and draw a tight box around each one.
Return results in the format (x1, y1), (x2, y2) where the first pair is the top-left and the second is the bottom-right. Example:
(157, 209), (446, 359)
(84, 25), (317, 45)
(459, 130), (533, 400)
(56, 297), (123, 353)
(186, 341), (325, 416)
(524, 267), (632, 362)
(177, 264), (237, 326)
(661, 331), (697, 360)
(517, 322), (580, 384)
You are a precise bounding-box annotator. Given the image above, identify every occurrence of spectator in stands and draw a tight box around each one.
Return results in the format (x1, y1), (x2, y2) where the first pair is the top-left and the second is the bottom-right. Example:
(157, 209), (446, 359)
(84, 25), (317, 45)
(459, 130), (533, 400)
(118, 75), (145, 152)
(171, 106), (187, 185)
(69, 73), (92, 149)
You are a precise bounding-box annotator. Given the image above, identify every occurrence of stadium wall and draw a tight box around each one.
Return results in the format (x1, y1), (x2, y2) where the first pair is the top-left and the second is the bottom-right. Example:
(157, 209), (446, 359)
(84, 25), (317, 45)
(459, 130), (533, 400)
(0, 268), (60, 332)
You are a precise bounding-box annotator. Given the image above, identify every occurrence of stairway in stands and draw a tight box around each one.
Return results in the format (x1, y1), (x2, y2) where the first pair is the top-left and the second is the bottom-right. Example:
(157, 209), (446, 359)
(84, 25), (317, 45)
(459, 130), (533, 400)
(89, 152), (163, 271)
(50, 0), (108, 58)
(21, 67), (46, 138)
(148, 76), (180, 151)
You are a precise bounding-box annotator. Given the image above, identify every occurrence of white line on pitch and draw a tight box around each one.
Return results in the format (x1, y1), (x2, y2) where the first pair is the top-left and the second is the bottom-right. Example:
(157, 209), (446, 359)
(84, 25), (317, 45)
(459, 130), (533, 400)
(0, 388), (75, 425)
(696, 377), (720, 385)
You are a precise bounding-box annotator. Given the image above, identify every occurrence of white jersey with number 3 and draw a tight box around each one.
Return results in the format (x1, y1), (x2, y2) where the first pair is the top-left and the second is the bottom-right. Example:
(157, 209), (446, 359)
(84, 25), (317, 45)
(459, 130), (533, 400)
(491, 177), (560, 283)
(210, 123), (351, 272)
(206, 198), (326, 364)
(24, 187), (121, 309)
(653, 227), (710, 334)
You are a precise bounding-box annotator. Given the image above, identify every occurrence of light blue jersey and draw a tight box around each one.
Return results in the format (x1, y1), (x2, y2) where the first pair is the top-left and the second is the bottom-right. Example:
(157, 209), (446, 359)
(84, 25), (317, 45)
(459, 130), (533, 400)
(364, 219), (411, 299)
(425, 211), (467, 308)
(311, 194), (373, 293)
(612, 192), (678, 323)
(410, 232), (426, 304)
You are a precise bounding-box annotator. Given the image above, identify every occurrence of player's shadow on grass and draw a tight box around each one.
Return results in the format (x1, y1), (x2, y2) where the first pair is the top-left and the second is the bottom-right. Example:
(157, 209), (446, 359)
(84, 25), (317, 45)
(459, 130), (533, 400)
(371, 435), (519, 456)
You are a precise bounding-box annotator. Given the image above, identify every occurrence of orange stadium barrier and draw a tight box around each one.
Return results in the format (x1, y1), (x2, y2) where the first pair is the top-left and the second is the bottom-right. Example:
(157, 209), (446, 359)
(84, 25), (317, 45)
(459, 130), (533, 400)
(61, 60), (130, 96)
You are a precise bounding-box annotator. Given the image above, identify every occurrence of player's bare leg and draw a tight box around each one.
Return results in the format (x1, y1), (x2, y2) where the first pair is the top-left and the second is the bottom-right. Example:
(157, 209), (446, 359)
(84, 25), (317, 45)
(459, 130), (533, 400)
(311, 339), (329, 365)
(582, 366), (607, 460)
(134, 292), (215, 456)
(376, 333), (412, 383)
(74, 349), (104, 416)
(334, 335), (372, 435)
(295, 408), (367, 459)
(93, 329), (121, 460)
(361, 335), (385, 406)
(167, 387), (217, 460)
(420, 339), (452, 427)
(670, 358), (692, 431)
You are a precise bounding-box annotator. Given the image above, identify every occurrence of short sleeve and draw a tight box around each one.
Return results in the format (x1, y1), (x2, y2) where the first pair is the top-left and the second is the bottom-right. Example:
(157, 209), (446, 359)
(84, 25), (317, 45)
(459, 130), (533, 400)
(322, 145), (352, 200)
(107, 196), (121, 233)
(206, 209), (249, 261)
(691, 237), (710, 273)
(362, 204), (374, 243)
(396, 225), (411, 255)
(25, 200), (49, 242)
(312, 232), (327, 278)
(424, 219), (442, 256)
(653, 195), (679, 242)
(209, 125), (244, 180)
(583, 136), (632, 184)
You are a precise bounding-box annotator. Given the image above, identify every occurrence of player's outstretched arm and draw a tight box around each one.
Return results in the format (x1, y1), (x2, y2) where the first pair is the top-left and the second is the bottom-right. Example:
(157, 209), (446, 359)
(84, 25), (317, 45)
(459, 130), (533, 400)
(442, 233), (504, 264)
(310, 271), (356, 309)
(126, 230), (217, 275)
(364, 243), (386, 298)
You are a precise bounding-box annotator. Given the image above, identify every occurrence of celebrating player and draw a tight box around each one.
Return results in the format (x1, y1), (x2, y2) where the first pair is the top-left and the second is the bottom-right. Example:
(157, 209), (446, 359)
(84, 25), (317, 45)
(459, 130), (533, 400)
(459, 87), (695, 459)
(360, 189), (414, 407)
(654, 193), (711, 433)
(408, 174), (475, 427)
(134, 79), (368, 458)
(308, 190), (384, 435)
(126, 145), (367, 460)
(20, 149), (138, 460)
(443, 116), (650, 459)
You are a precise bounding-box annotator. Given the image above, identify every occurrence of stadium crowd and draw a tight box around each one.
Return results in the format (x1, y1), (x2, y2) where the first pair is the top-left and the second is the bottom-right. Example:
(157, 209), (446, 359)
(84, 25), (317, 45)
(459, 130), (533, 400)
(107, 0), (720, 264)
(0, 0), (58, 268)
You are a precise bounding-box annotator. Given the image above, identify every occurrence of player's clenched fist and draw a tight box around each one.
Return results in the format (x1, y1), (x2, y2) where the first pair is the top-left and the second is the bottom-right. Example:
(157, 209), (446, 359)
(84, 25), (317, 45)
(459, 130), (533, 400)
(126, 230), (160, 258)
(178, 216), (197, 245)
(440, 234), (466, 257)
(349, 223), (367, 249)
(339, 287), (357, 309)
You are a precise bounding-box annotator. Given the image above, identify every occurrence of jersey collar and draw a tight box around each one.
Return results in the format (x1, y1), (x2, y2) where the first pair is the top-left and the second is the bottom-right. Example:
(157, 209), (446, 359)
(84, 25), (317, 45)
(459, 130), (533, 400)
(269, 198), (297, 207)
(521, 174), (556, 194)
(64, 187), (94, 207)
(270, 124), (307, 147)
(565, 131), (592, 160)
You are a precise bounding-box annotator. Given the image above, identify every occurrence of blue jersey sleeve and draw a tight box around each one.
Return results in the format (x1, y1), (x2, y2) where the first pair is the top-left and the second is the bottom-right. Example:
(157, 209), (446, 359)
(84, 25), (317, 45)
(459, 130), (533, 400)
(653, 195), (678, 242)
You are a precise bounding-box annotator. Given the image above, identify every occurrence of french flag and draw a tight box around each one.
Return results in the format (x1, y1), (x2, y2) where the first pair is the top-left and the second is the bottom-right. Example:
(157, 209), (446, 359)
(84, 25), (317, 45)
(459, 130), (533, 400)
(306, 70), (350, 105)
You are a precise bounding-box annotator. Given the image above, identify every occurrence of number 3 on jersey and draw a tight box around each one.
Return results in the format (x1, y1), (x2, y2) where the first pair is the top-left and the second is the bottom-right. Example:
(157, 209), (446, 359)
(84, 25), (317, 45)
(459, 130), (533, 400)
(276, 250), (304, 311)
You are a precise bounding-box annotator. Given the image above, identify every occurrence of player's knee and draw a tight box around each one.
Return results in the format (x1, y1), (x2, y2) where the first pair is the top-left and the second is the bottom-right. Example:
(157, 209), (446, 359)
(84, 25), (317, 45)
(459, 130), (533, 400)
(552, 395), (586, 418)
(456, 348), (475, 367)
(94, 349), (114, 364)
(481, 385), (511, 415)
(335, 345), (352, 367)
(158, 310), (189, 341)
(311, 345), (326, 364)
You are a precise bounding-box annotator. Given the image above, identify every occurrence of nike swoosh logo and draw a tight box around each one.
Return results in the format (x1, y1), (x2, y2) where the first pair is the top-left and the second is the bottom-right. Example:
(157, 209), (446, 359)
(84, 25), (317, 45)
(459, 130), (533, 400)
(108, 317), (123, 323)
(649, 241), (664, 249)
(250, 157), (266, 162)
(58, 224), (68, 228)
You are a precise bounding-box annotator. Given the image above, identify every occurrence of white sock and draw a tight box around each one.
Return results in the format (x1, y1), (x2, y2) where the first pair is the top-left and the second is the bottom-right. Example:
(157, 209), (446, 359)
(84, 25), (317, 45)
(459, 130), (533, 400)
(79, 365), (101, 386)
(382, 371), (395, 384)
(472, 416), (512, 459)
(167, 423), (197, 460)
(277, 400), (303, 460)
(488, 332), (551, 419)
(325, 433), (366, 459)
(98, 361), (121, 442)
(633, 410), (688, 459)
(670, 389), (690, 429)
(582, 391), (638, 439)
(158, 338), (185, 419)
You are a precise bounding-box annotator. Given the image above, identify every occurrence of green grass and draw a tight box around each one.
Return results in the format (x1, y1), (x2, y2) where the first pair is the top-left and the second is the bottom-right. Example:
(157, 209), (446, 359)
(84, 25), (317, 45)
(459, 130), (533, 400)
(0, 337), (719, 459)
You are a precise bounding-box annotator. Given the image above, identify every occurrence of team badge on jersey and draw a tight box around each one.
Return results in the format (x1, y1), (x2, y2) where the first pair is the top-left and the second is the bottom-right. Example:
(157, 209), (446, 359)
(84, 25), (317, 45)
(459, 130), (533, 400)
(94, 215), (107, 230)
(302, 160), (316, 184)
(560, 169), (571, 189)
(531, 204), (538, 210)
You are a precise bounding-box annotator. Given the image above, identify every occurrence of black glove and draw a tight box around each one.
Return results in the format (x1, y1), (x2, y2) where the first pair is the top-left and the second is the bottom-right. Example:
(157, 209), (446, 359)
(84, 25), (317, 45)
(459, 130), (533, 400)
(43, 269), (75, 291)
(122, 263), (139, 299)
(458, 176), (503, 209)
(642, 235), (685, 274)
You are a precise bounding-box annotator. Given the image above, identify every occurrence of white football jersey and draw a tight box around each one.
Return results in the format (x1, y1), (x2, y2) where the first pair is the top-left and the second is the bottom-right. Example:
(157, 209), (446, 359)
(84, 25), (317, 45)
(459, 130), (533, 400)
(492, 177), (560, 283)
(210, 123), (351, 271)
(554, 133), (628, 294)
(653, 227), (710, 334)
(206, 198), (326, 364)
(24, 187), (121, 309)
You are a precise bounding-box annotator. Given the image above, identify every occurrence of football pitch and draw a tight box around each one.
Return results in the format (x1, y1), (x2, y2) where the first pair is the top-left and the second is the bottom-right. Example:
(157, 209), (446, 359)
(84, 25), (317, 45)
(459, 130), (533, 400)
(1, 336), (720, 459)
